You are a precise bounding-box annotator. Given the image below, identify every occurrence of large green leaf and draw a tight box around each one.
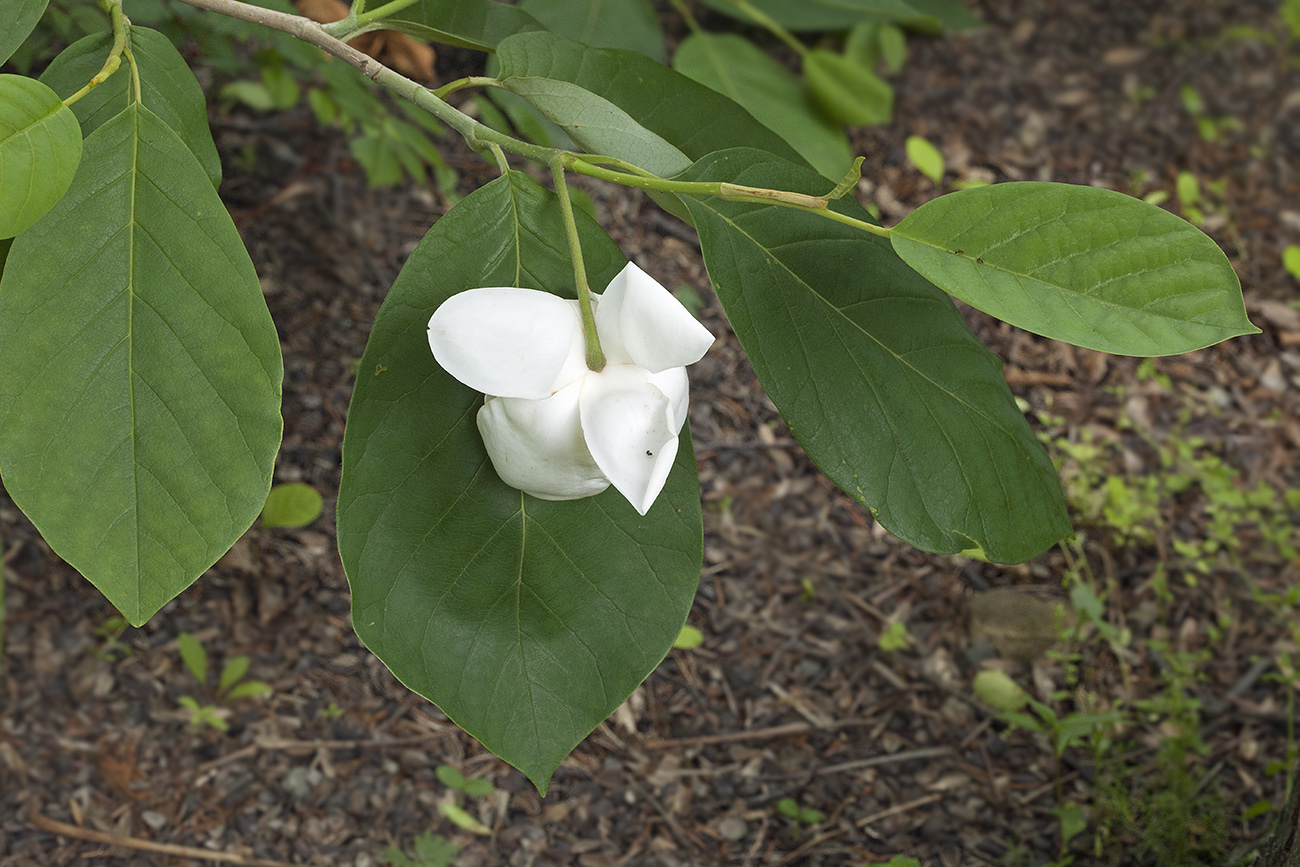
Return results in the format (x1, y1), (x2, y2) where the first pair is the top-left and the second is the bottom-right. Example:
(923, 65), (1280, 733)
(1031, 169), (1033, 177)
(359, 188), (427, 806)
(39, 28), (222, 188)
(494, 32), (804, 166)
(520, 0), (665, 62)
(0, 103), (283, 625)
(674, 33), (851, 181)
(337, 172), (703, 793)
(385, 0), (543, 51)
(889, 183), (1258, 356)
(0, 75), (82, 239)
(1, 0), (50, 65)
(678, 149), (1070, 563)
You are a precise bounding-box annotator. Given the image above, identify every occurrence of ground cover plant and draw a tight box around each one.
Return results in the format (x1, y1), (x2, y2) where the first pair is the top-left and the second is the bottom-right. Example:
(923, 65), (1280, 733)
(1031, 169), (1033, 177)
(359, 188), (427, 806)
(2, 0), (1297, 863)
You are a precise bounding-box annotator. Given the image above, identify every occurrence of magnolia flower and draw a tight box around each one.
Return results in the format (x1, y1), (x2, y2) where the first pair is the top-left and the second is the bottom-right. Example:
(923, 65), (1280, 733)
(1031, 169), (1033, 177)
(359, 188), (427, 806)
(428, 262), (714, 516)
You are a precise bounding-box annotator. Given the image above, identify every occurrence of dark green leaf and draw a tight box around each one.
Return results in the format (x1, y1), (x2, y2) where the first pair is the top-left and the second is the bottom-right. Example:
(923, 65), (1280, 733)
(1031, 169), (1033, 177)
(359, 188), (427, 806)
(0, 75), (81, 239)
(1, 0), (50, 66)
(495, 32), (803, 165)
(39, 29), (222, 187)
(803, 49), (893, 126)
(337, 172), (702, 793)
(673, 33), (851, 181)
(0, 104), (283, 625)
(890, 183), (1258, 356)
(385, 0), (543, 51)
(678, 149), (1070, 563)
(520, 0), (665, 62)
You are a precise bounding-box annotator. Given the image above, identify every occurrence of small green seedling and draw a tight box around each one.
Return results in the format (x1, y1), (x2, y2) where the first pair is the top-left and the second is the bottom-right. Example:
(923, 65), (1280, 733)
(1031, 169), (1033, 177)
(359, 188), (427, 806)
(877, 620), (910, 652)
(92, 615), (132, 662)
(319, 701), (345, 720)
(1046, 802), (1087, 867)
(435, 764), (493, 835)
(176, 632), (272, 731)
(799, 577), (816, 603)
(383, 831), (461, 867)
(776, 797), (824, 837)
(673, 624), (704, 649)
(260, 482), (324, 529)
(905, 135), (945, 184)
(882, 857), (922, 867)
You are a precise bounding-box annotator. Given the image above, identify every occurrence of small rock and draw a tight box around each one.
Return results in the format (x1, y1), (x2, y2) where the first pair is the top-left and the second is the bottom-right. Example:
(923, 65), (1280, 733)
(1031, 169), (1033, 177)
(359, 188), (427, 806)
(717, 815), (747, 841)
(141, 811), (167, 831)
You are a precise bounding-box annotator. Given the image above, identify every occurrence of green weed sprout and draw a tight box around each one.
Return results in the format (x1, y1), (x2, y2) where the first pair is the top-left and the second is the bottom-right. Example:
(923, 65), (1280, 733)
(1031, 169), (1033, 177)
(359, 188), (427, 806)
(176, 632), (272, 731)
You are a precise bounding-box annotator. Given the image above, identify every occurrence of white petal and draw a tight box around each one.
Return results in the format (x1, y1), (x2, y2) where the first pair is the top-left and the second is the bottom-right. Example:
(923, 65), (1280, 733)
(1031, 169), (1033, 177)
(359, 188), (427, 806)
(645, 366), (690, 435)
(594, 262), (714, 374)
(478, 385), (610, 500)
(429, 287), (586, 399)
(579, 365), (679, 516)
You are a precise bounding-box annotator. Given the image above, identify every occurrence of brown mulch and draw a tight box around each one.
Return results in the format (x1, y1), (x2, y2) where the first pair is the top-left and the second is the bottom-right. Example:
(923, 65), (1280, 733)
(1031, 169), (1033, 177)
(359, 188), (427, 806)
(4, 1), (1300, 865)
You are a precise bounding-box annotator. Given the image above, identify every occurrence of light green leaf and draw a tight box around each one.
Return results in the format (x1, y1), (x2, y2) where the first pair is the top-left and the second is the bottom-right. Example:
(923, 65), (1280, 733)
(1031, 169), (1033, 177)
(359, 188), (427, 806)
(261, 482), (324, 529)
(177, 632), (207, 683)
(520, 0), (664, 62)
(803, 50), (893, 126)
(1283, 244), (1300, 280)
(440, 802), (491, 835)
(219, 655), (251, 691)
(0, 104), (283, 626)
(224, 680), (273, 699)
(494, 32), (804, 166)
(496, 76), (690, 177)
(890, 182), (1258, 355)
(39, 29), (223, 188)
(435, 764), (467, 789)
(879, 23), (907, 72)
(678, 149), (1070, 563)
(461, 777), (494, 797)
(673, 33), (852, 181)
(337, 172), (703, 793)
(221, 80), (276, 112)
(673, 624), (703, 649)
(0, 75), (82, 239)
(1, 0), (50, 66)
(385, 0), (543, 51)
(845, 22), (882, 69)
(905, 134), (944, 183)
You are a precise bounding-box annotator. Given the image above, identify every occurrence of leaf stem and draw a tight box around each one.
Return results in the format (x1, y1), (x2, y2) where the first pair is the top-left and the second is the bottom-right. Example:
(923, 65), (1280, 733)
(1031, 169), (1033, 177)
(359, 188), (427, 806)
(433, 76), (500, 100)
(63, 0), (128, 107)
(733, 0), (807, 57)
(331, 0), (421, 31)
(551, 159), (605, 372)
(666, 0), (704, 35)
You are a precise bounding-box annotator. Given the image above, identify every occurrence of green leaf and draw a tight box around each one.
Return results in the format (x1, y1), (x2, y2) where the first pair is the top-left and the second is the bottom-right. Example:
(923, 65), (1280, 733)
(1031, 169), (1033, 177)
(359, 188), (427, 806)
(673, 624), (703, 649)
(673, 33), (852, 181)
(678, 149), (1070, 563)
(224, 680), (273, 699)
(804, 49), (894, 126)
(384, 0), (543, 51)
(495, 32), (804, 166)
(337, 172), (703, 793)
(435, 764), (467, 789)
(177, 633), (207, 683)
(0, 75), (82, 239)
(697, 0), (935, 30)
(219, 655), (251, 691)
(905, 134), (944, 183)
(878, 23), (907, 73)
(220, 80), (277, 112)
(1, 0), (50, 66)
(845, 22), (882, 69)
(440, 802), (491, 835)
(261, 482), (325, 529)
(461, 777), (494, 797)
(411, 832), (461, 867)
(520, 0), (665, 62)
(1283, 244), (1300, 280)
(496, 77), (690, 177)
(0, 104), (283, 626)
(38, 29), (223, 188)
(890, 183), (1259, 356)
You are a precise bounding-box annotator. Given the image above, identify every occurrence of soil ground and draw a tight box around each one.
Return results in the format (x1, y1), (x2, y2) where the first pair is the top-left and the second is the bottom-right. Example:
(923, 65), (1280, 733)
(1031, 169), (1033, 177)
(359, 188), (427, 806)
(4, 1), (1300, 865)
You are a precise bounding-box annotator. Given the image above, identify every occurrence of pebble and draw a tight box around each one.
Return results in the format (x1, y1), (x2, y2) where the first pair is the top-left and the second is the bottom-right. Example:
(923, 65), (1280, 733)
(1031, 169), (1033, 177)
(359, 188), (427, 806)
(717, 815), (747, 841)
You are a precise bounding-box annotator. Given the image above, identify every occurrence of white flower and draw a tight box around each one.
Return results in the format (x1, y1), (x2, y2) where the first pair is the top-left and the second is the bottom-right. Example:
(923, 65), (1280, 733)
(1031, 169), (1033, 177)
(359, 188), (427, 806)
(428, 262), (714, 516)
